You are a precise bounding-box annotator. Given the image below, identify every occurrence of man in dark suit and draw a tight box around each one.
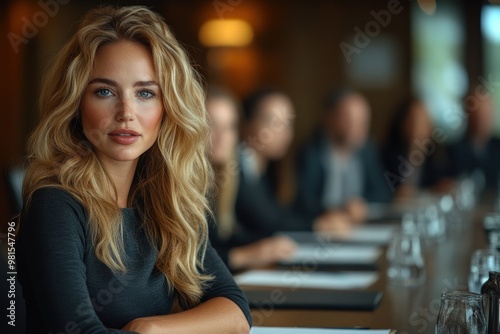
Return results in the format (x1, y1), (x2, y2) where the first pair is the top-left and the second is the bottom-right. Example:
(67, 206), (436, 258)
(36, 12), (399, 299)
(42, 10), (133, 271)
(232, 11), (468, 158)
(295, 89), (392, 224)
(447, 92), (500, 193)
(235, 88), (353, 237)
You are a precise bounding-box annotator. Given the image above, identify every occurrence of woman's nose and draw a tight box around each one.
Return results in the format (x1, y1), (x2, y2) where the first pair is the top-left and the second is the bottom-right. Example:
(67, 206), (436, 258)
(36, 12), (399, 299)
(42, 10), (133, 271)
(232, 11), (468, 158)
(115, 99), (134, 122)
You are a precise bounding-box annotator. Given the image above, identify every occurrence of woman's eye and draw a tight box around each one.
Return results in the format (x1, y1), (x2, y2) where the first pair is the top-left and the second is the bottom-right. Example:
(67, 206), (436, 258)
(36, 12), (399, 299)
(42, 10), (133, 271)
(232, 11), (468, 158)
(138, 90), (155, 99)
(95, 88), (113, 97)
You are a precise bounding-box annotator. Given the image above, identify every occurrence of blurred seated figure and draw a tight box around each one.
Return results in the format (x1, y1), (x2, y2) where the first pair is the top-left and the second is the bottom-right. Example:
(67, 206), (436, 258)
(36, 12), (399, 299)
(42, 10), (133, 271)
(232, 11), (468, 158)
(447, 88), (500, 193)
(235, 88), (346, 237)
(382, 98), (452, 198)
(206, 87), (296, 271)
(295, 89), (391, 225)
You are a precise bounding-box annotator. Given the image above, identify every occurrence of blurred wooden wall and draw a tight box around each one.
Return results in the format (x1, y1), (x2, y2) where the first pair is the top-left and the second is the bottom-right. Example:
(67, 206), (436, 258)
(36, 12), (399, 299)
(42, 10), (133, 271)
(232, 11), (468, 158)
(0, 0), (483, 227)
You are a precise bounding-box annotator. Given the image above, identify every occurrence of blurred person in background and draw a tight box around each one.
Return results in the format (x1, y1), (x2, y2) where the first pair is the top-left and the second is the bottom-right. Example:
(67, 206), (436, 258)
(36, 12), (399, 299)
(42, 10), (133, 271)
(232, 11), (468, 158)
(206, 87), (297, 271)
(295, 88), (391, 225)
(447, 87), (500, 193)
(235, 88), (347, 238)
(382, 97), (453, 199)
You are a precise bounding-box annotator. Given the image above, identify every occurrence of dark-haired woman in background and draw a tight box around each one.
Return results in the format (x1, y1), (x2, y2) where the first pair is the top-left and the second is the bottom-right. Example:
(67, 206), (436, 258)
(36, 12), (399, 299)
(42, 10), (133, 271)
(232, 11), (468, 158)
(235, 88), (345, 239)
(206, 88), (297, 271)
(382, 98), (451, 199)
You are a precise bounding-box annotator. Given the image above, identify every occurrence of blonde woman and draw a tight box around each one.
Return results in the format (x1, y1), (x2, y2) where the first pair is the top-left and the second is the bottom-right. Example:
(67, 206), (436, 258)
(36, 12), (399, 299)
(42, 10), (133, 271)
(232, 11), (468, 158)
(206, 88), (296, 271)
(17, 6), (251, 333)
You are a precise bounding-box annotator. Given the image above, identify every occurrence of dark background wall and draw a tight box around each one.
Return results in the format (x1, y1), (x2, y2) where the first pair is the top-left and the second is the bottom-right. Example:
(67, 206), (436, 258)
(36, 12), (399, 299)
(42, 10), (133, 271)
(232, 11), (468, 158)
(0, 0), (485, 230)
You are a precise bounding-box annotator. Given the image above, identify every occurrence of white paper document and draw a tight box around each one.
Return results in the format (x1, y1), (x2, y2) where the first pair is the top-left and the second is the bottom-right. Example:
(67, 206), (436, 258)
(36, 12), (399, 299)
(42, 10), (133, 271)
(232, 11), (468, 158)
(323, 224), (396, 244)
(234, 270), (379, 290)
(250, 327), (390, 334)
(282, 224), (397, 246)
(280, 245), (381, 265)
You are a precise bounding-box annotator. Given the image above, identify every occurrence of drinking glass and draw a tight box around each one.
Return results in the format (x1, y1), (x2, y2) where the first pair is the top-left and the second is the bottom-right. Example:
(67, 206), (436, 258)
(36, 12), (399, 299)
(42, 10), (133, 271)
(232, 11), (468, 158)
(401, 212), (419, 234)
(386, 231), (425, 287)
(489, 231), (500, 251)
(439, 194), (462, 235)
(405, 206), (446, 243)
(455, 177), (477, 213)
(468, 249), (500, 293)
(422, 204), (446, 241)
(435, 291), (486, 334)
(483, 213), (500, 244)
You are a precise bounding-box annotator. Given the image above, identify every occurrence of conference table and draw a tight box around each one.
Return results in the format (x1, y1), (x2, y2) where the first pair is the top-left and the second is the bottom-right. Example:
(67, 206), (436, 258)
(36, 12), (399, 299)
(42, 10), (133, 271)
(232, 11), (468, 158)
(244, 199), (492, 333)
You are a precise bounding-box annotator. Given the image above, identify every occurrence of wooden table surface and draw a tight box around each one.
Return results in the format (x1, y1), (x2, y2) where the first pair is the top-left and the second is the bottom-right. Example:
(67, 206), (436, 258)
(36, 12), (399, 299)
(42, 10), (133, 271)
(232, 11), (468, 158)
(248, 205), (490, 333)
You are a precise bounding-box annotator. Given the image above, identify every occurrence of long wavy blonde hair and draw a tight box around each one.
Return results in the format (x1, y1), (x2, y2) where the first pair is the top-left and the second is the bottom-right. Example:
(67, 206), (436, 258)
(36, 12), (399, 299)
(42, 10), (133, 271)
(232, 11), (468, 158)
(22, 6), (213, 308)
(206, 87), (241, 240)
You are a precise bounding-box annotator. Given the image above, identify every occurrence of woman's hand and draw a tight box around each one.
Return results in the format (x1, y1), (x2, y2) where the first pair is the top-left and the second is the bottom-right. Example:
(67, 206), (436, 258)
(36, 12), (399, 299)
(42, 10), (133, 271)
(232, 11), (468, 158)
(344, 197), (367, 224)
(313, 210), (353, 234)
(122, 317), (155, 333)
(121, 298), (249, 334)
(229, 236), (297, 270)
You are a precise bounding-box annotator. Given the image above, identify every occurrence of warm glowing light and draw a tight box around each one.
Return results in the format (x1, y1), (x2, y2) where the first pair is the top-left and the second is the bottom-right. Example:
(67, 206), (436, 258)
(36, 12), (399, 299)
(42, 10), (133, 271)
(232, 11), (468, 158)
(199, 19), (253, 47)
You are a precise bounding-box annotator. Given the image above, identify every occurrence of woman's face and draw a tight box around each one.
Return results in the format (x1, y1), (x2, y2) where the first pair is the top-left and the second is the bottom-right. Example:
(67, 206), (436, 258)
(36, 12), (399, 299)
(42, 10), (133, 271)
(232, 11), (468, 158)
(404, 101), (432, 142)
(207, 97), (239, 166)
(80, 40), (163, 168)
(246, 94), (295, 160)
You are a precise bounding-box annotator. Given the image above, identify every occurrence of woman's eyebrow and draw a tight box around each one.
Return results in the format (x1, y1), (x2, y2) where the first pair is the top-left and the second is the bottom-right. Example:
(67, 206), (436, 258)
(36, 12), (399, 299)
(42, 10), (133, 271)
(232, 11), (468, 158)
(87, 78), (118, 86)
(87, 78), (159, 88)
(134, 81), (159, 87)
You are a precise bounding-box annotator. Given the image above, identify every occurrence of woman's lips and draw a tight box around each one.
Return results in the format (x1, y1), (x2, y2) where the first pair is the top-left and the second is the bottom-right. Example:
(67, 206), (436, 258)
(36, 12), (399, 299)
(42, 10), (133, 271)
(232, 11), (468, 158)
(108, 129), (140, 145)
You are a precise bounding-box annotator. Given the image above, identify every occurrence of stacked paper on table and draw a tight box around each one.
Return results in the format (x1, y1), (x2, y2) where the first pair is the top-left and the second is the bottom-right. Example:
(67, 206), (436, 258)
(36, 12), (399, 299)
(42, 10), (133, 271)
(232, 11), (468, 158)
(282, 224), (397, 246)
(280, 244), (381, 265)
(234, 270), (378, 290)
(250, 327), (391, 334)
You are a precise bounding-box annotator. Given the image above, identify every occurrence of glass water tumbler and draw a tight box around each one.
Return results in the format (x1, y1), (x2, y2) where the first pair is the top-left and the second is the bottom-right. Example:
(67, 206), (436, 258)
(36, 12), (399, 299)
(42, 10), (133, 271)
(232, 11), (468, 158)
(386, 231), (425, 287)
(435, 291), (486, 334)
